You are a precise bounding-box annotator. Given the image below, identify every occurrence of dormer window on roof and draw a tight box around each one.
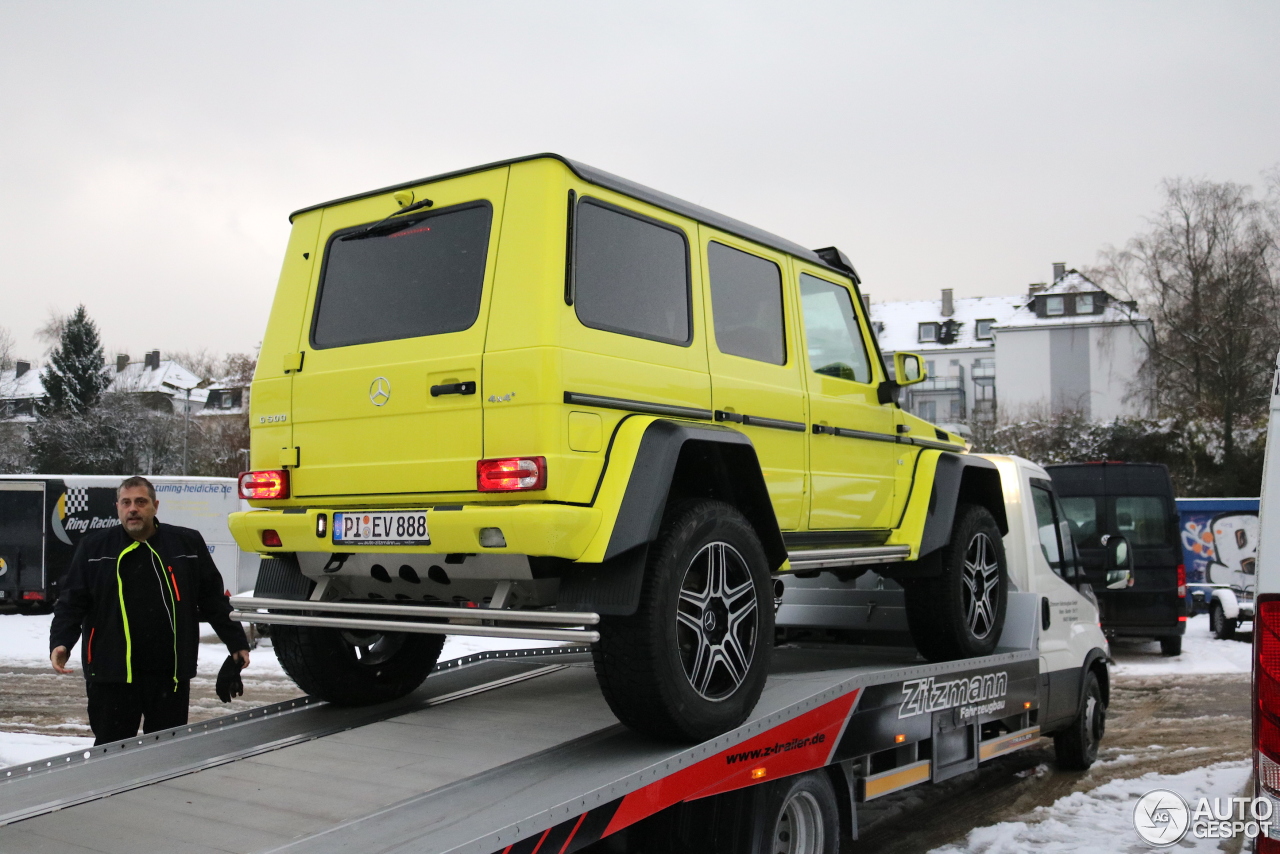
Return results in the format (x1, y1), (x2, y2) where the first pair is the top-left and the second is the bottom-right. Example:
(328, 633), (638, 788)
(918, 322), (938, 343)
(1076, 294), (1094, 313)
(1045, 296), (1065, 316)
(975, 319), (995, 340)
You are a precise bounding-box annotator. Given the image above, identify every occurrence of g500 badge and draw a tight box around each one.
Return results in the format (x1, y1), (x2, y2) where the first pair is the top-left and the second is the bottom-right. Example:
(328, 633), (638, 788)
(258, 414), (287, 424)
(898, 671), (1009, 719)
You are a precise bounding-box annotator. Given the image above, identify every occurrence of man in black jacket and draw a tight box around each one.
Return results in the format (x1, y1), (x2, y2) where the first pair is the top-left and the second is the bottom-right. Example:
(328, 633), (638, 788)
(50, 476), (251, 744)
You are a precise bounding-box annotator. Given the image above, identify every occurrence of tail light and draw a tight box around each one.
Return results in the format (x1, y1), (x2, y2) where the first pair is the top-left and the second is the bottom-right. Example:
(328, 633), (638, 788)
(477, 457), (546, 492)
(239, 470), (290, 500)
(1255, 596), (1280, 846)
(1177, 563), (1187, 598)
(261, 530), (282, 548)
(21, 591), (44, 601)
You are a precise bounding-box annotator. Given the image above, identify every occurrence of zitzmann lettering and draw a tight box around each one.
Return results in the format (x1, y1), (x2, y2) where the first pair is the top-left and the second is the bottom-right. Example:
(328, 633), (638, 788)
(898, 672), (1008, 719)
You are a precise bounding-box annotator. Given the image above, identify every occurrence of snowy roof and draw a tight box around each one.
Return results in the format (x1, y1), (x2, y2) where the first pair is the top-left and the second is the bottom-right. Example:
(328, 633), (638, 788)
(0, 367), (45, 400)
(109, 360), (209, 404)
(996, 271), (1149, 330)
(1036, 270), (1097, 295)
(1, 359), (210, 405)
(869, 294), (1023, 353)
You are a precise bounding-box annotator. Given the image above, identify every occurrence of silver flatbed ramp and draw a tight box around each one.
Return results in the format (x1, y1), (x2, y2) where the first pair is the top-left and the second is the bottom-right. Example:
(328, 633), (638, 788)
(0, 642), (1037, 854)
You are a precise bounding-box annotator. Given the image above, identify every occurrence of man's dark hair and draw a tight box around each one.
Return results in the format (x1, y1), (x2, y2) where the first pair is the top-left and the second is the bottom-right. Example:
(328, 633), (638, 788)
(117, 476), (156, 501)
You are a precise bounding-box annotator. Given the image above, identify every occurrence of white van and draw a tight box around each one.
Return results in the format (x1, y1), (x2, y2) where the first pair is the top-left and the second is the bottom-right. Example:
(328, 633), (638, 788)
(0, 475), (260, 611)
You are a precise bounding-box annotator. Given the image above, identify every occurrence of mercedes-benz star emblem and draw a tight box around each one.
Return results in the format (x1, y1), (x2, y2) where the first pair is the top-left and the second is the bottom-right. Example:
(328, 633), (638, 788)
(369, 377), (391, 406)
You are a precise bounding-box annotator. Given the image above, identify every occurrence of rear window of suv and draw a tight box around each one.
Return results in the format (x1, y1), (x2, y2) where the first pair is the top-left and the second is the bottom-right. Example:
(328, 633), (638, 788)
(311, 202), (492, 349)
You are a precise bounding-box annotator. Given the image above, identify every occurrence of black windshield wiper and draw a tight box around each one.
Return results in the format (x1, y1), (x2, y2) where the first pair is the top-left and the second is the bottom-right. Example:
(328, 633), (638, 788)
(342, 198), (435, 240)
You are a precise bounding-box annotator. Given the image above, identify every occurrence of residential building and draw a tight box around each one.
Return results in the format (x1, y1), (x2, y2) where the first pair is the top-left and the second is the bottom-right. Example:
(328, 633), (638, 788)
(0, 350), (210, 420)
(869, 290), (1022, 424)
(993, 267), (1151, 420)
(870, 264), (1152, 425)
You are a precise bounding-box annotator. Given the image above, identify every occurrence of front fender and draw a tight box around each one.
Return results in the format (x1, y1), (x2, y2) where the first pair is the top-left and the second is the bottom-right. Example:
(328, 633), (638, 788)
(1214, 587), (1241, 620)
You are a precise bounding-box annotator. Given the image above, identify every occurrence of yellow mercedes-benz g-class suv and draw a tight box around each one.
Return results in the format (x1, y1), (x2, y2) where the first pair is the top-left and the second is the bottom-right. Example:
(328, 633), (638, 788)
(230, 154), (1009, 741)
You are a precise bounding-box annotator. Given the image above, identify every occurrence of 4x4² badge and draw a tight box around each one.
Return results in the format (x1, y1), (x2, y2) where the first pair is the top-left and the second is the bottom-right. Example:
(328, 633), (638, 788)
(369, 377), (391, 406)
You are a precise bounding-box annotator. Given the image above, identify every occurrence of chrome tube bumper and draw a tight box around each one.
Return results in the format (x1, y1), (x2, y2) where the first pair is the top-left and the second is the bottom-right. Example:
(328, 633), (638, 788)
(229, 595), (601, 643)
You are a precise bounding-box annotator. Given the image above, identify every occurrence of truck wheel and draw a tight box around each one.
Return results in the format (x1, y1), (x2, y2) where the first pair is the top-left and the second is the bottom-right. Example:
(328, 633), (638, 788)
(1054, 670), (1105, 770)
(903, 504), (1008, 661)
(1159, 636), (1182, 656)
(272, 624), (444, 706)
(756, 771), (840, 854)
(1211, 601), (1237, 640)
(592, 500), (773, 742)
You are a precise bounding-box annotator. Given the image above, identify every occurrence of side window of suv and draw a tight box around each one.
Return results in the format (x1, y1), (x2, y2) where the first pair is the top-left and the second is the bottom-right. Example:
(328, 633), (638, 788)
(707, 242), (785, 365)
(798, 274), (872, 383)
(573, 198), (691, 346)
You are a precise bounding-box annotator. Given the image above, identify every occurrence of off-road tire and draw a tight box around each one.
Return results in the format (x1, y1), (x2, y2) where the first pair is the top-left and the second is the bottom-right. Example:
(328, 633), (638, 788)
(272, 623), (444, 706)
(902, 504), (1009, 661)
(592, 499), (773, 742)
(1211, 601), (1238, 640)
(756, 771), (841, 854)
(257, 555), (443, 705)
(1159, 635), (1182, 656)
(1054, 670), (1105, 770)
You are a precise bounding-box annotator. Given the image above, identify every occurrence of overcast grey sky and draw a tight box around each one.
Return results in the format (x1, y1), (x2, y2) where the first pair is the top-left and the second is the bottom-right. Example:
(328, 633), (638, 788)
(2, 1), (1277, 367)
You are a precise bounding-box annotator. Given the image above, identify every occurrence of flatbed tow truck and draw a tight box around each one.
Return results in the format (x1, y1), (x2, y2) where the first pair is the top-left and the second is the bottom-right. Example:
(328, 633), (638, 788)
(0, 593), (1045, 854)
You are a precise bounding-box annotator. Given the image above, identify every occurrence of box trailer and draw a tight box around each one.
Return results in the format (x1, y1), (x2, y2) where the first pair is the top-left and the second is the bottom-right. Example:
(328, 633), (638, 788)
(0, 475), (260, 611)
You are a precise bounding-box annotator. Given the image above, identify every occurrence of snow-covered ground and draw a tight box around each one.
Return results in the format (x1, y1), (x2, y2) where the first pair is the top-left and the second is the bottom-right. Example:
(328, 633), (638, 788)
(0, 611), (564, 768)
(1109, 613), (1252, 676)
(929, 760), (1252, 853)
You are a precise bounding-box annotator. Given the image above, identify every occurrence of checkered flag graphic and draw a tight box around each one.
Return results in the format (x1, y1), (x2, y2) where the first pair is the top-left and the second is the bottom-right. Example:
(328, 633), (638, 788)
(64, 488), (89, 515)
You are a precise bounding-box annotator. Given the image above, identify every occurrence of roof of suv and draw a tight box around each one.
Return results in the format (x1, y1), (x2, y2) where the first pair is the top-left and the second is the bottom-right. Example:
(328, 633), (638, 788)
(288, 153), (852, 279)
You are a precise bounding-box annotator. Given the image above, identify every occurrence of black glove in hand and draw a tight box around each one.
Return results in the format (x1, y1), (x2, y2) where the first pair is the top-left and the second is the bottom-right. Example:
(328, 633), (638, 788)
(216, 654), (244, 703)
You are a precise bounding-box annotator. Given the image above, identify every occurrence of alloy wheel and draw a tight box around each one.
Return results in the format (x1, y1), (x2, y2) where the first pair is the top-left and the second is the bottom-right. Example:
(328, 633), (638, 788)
(962, 532), (1001, 640)
(675, 541), (759, 701)
(339, 630), (405, 668)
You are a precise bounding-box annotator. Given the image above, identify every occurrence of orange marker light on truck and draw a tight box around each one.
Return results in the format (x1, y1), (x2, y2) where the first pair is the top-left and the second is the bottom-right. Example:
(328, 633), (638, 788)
(239, 470), (290, 500)
(477, 457), (546, 491)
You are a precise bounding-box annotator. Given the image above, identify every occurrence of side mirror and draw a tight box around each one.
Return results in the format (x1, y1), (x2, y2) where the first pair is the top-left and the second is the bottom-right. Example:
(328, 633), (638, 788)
(894, 352), (927, 386)
(1100, 533), (1133, 589)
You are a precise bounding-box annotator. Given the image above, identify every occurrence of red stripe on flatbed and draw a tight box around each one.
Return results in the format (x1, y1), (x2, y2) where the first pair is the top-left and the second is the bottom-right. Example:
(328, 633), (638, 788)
(602, 689), (860, 836)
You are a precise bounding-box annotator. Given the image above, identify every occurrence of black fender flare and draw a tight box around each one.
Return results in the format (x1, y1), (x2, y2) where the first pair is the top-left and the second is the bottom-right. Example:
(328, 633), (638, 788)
(918, 453), (1008, 559)
(556, 419), (786, 616)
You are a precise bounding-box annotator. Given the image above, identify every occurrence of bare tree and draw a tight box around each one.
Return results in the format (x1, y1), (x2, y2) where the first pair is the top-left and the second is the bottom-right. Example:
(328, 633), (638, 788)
(35, 309), (68, 356)
(0, 325), (15, 373)
(1091, 177), (1280, 493)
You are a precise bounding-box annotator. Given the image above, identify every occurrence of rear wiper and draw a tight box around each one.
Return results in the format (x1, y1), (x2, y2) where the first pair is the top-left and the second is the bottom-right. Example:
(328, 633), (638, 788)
(344, 198), (435, 240)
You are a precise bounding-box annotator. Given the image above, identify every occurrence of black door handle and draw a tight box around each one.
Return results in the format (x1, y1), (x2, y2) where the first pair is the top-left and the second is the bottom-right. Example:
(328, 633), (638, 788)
(430, 381), (477, 397)
(1041, 597), (1052, 630)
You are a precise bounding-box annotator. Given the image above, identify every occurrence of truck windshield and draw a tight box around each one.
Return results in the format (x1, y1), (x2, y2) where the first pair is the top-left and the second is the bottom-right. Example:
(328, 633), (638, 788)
(311, 202), (492, 349)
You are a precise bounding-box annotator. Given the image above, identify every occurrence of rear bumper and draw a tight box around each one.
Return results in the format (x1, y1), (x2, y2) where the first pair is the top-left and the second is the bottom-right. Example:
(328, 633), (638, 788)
(1104, 622), (1186, 638)
(229, 504), (602, 561)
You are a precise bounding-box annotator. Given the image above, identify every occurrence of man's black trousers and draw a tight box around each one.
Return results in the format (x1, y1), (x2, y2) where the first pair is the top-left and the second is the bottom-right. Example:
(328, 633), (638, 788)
(86, 675), (190, 745)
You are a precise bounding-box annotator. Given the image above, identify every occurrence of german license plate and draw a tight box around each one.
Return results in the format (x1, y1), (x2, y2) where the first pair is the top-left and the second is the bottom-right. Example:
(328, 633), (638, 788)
(332, 511), (430, 546)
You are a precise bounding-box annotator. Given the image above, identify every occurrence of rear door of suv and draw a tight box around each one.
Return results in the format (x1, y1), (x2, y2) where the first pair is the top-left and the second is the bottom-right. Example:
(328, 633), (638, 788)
(290, 168), (508, 499)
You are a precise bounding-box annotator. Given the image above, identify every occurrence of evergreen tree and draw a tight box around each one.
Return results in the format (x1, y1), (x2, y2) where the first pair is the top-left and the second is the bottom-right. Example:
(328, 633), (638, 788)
(39, 305), (110, 415)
